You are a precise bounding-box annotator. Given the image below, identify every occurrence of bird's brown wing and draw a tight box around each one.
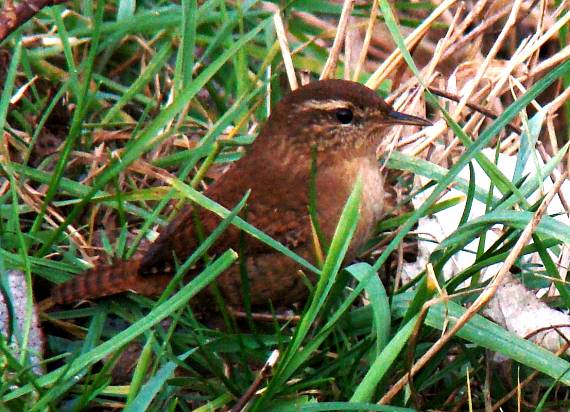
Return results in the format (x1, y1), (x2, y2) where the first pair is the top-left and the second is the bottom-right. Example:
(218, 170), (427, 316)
(53, 182), (312, 305)
(139, 159), (312, 276)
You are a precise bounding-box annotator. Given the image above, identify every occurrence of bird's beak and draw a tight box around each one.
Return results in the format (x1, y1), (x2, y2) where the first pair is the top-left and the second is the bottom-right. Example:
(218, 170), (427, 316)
(385, 110), (432, 127)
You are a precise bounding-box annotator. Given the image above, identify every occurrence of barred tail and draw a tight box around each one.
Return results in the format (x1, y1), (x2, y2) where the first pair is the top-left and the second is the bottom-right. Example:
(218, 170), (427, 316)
(51, 259), (171, 304)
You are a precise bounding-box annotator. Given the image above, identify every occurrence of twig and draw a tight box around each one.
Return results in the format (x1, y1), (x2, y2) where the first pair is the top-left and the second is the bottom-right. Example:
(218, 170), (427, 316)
(445, 0), (488, 48)
(352, 0), (378, 81)
(365, 0), (457, 90)
(0, 0), (67, 42)
(528, 44), (570, 80)
(491, 341), (570, 411)
(229, 308), (300, 324)
(486, 9), (570, 105)
(273, 11), (298, 91)
(427, 87), (522, 135)
(320, 0), (355, 80)
(452, 0), (524, 118)
(230, 350), (280, 412)
(343, 22), (353, 81)
(442, 5), (511, 61)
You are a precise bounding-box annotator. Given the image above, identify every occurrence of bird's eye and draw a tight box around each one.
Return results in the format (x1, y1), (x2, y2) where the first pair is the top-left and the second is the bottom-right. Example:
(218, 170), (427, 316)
(335, 108), (353, 124)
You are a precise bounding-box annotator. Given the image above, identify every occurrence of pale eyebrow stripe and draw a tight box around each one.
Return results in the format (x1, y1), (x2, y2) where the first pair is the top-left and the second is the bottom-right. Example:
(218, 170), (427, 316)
(298, 99), (353, 111)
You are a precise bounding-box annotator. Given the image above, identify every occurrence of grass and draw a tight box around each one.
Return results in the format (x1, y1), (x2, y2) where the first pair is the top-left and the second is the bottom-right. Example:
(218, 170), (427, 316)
(0, 0), (569, 410)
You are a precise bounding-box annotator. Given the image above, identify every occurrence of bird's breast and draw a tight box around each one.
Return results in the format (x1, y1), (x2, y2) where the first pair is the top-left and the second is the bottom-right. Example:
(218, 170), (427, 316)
(315, 156), (384, 256)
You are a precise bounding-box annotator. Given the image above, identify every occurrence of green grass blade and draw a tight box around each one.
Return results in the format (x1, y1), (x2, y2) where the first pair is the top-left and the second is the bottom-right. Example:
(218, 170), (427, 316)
(254, 179), (362, 409)
(124, 349), (195, 412)
(37, 17), (272, 255)
(439, 210), (570, 249)
(393, 298), (570, 385)
(101, 42), (172, 124)
(30, 0), (105, 242)
(378, 0), (528, 205)
(3, 250), (237, 401)
(350, 315), (418, 403)
(168, 177), (318, 274)
(372, 58), (570, 275)
(346, 263), (390, 355)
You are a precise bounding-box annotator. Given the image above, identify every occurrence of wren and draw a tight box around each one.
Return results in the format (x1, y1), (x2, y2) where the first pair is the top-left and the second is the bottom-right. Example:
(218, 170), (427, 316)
(52, 79), (430, 307)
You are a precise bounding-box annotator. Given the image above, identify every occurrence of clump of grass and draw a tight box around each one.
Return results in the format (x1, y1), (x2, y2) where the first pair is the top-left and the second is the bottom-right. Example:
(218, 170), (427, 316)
(0, 0), (569, 410)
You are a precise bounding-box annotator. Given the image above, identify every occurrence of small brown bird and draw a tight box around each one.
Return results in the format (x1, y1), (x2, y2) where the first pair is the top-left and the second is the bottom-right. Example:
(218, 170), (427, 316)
(52, 79), (430, 307)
